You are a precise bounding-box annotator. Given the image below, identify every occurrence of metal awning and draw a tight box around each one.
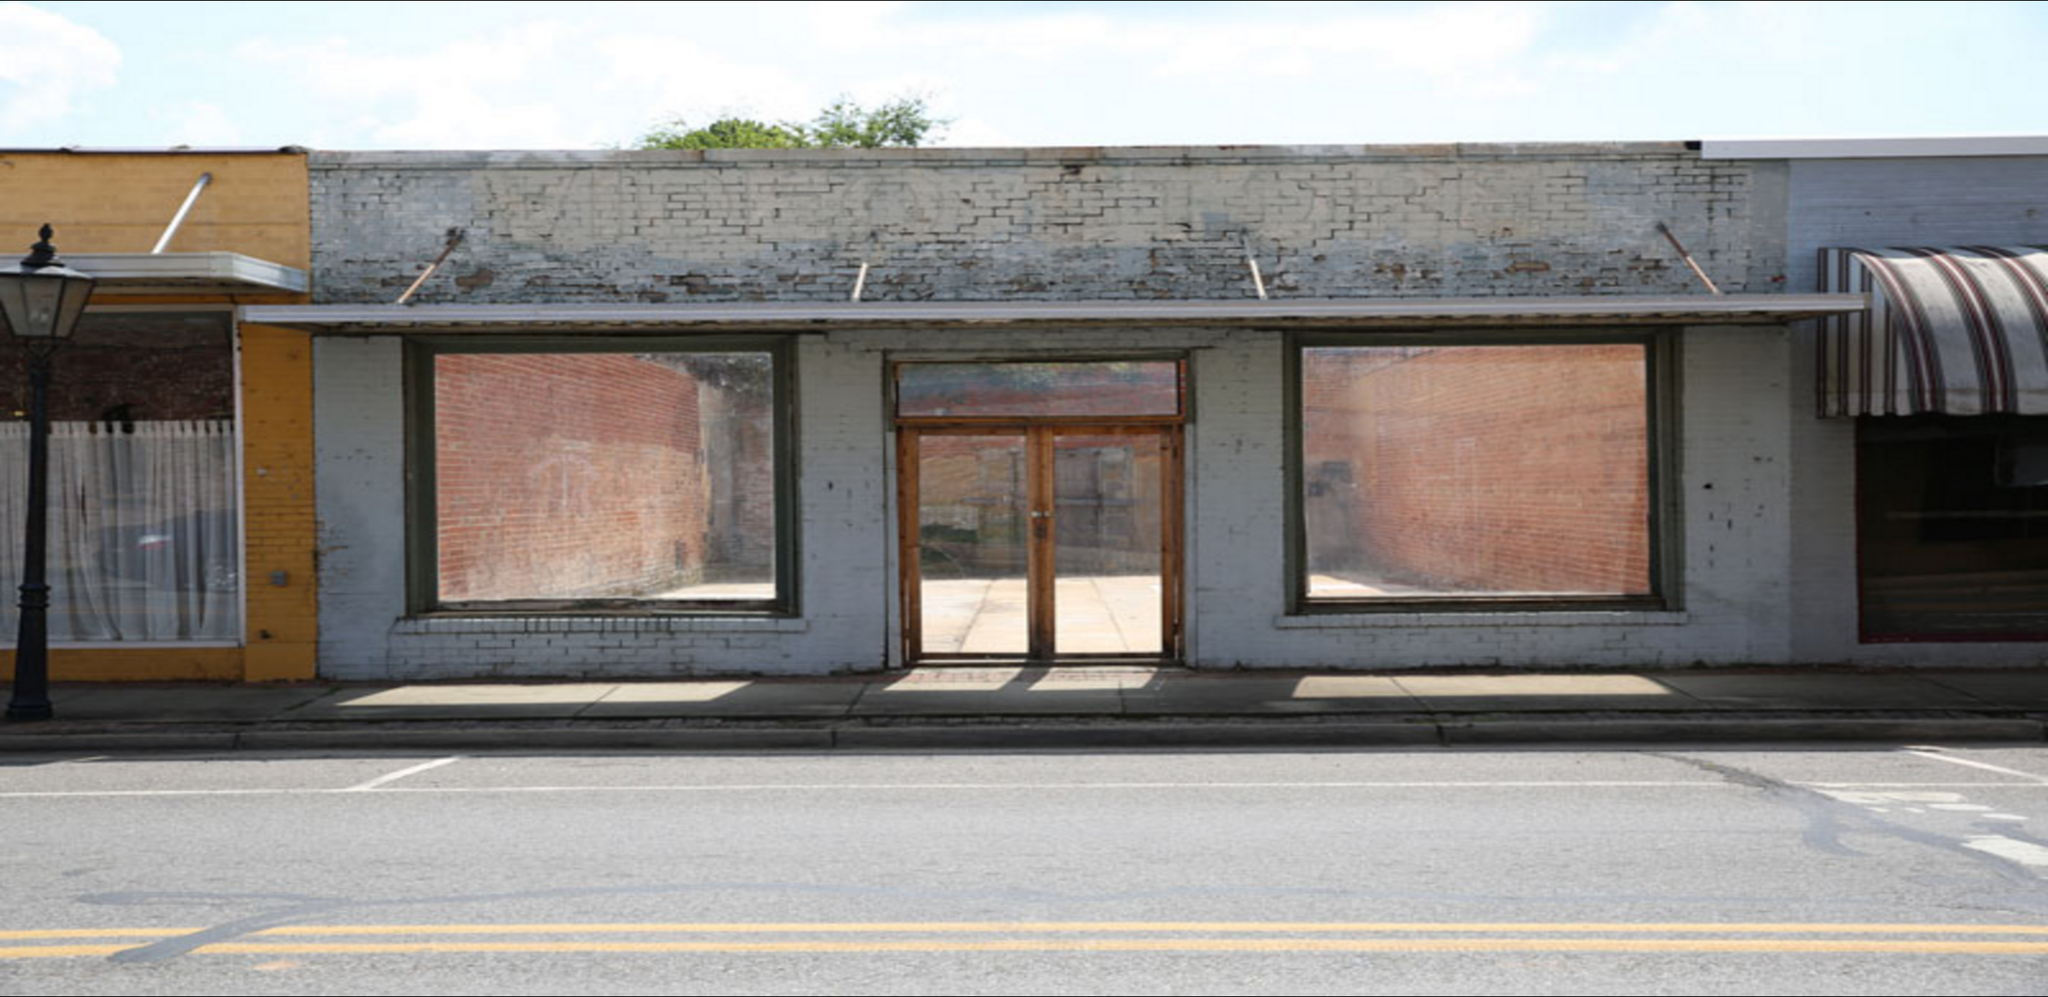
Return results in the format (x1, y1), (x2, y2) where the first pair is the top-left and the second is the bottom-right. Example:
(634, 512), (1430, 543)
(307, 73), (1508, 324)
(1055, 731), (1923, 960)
(72, 252), (309, 296)
(243, 294), (1861, 335)
(1819, 247), (2048, 416)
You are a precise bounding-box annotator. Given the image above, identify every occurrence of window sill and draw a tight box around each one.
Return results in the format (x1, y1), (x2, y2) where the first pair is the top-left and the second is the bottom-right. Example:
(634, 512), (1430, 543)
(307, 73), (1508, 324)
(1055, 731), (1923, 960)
(1274, 610), (1689, 629)
(396, 615), (808, 636)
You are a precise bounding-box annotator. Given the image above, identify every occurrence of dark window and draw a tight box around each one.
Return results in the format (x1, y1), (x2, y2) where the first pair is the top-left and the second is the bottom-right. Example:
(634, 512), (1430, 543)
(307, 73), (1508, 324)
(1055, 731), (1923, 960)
(1858, 416), (2048, 640)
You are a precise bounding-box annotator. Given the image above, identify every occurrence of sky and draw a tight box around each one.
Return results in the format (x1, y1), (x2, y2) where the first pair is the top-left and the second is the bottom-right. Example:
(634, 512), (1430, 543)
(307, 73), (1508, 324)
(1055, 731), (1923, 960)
(2, 0), (2044, 150)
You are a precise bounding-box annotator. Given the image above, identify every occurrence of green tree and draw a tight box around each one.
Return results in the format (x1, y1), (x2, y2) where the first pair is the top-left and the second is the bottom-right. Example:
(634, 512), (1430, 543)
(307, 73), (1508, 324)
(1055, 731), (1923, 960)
(800, 96), (939, 148)
(636, 95), (942, 150)
(637, 117), (806, 151)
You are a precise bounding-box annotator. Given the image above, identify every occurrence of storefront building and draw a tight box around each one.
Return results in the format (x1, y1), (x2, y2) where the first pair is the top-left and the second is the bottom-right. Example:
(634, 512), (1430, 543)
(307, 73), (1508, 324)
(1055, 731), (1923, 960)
(231, 141), (1996, 678)
(0, 148), (317, 681)
(1706, 137), (2048, 665)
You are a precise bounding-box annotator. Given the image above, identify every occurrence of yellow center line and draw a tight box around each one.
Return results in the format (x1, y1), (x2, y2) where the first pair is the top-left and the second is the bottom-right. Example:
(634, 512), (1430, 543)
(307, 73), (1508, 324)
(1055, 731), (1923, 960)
(0, 945), (134, 959)
(248, 921), (2048, 937)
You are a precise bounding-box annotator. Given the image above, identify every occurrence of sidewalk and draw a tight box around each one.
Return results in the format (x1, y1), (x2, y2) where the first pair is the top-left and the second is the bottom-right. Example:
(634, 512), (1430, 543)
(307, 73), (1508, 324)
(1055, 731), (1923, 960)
(6, 666), (2048, 752)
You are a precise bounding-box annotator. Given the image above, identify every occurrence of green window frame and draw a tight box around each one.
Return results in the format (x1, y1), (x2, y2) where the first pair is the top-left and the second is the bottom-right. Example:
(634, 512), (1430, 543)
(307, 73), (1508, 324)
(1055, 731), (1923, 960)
(1286, 329), (1678, 613)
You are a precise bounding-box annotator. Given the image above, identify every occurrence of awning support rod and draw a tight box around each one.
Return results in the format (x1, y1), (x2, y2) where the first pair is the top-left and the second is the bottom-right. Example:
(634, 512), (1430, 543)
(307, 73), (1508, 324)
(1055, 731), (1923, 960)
(150, 172), (212, 254)
(395, 228), (467, 306)
(1242, 234), (1269, 300)
(1656, 222), (1723, 295)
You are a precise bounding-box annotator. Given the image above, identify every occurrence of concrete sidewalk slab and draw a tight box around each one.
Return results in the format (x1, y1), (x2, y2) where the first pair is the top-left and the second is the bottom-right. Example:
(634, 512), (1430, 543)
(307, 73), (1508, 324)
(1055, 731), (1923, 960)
(849, 686), (1127, 716)
(846, 667), (1134, 716)
(1655, 672), (1990, 710)
(1122, 674), (1423, 714)
(583, 680), (863, 718)
(1920, 672), (2048, 709)
(50, 685), (335, 721)
(1391, 674), (1707, 712)
(292, 683), (618, 720)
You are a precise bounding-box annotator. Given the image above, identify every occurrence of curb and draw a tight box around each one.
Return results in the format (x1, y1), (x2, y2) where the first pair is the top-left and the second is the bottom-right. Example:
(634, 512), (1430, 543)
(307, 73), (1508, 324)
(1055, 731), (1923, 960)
(2, 714), (2044, 753)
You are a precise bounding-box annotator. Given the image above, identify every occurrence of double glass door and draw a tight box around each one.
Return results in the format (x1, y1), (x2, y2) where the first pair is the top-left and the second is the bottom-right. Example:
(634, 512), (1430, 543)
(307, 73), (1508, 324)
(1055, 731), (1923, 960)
(898, 424), (1182, 662)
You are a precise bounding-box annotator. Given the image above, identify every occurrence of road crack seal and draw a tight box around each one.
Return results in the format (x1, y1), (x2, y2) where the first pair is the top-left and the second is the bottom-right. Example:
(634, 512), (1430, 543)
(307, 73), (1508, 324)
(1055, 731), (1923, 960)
(1652, 752), (2048, 914)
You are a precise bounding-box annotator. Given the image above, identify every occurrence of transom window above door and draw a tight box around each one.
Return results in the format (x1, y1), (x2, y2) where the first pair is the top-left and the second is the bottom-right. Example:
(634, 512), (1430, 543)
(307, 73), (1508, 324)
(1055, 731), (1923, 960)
(894, 360), (1184, 420)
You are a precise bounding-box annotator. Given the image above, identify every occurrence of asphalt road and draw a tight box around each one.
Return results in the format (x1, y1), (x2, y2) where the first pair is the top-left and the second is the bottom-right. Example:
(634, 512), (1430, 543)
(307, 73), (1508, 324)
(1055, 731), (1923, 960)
(3, 744), (2047, 995)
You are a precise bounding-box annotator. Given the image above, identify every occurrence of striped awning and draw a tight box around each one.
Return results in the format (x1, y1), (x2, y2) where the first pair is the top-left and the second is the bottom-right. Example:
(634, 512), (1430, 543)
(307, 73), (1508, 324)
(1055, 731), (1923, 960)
(1819, 246), (2048, 416)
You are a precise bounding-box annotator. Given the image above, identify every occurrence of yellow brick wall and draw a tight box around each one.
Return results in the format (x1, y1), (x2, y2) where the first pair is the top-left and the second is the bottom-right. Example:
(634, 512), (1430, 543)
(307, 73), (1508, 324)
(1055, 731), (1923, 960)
(238, 322), (319, 680)
(0, 152), (309, 268)
(0, 152), (315, 683)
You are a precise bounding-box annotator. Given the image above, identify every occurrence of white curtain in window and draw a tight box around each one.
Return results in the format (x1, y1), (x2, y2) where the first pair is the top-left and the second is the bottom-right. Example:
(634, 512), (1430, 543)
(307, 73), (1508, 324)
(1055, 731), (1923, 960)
(0, 421), (239, 642)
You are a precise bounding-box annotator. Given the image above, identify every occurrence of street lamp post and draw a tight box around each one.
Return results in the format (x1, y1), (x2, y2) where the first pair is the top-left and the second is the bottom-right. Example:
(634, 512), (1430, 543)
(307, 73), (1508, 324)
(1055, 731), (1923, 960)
(1, 225), (96, 721)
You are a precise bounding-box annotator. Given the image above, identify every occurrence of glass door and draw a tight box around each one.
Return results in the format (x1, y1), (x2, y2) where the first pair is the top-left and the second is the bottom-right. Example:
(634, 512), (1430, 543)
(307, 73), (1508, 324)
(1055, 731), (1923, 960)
(899, 424), (1181, 663)
(1053, 428), (1173, 656)
(905, 429), (1032, 657)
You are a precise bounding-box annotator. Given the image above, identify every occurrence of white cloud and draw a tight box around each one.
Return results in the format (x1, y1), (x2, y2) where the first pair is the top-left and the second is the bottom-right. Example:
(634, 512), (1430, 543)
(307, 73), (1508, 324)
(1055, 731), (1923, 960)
(209, 1), (2048, 149)
(241, 22), (613, 147)
(161, 101), (242, 146)
(937, 115), (1023, 149)
(0, 2), (121, 131)
(1142, 3), (1544, 83)
(223, 4), (1561, 149)
(592, 32), (818, 129)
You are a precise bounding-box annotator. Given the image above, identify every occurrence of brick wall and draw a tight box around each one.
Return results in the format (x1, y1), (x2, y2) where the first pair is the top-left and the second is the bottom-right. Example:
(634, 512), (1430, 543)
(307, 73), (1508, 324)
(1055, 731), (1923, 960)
(0, 150), (314, 682)
(1780, 153), (2048, 664)
(313, 322), (1878, 676)
(310, 145), (1779, 306)
(0, 312), (233, 422)
(1303, 344), (1651, 594)
(435, 353), (716, 601)
(239, 323), (318, 680)
(0, 151), (310, 268)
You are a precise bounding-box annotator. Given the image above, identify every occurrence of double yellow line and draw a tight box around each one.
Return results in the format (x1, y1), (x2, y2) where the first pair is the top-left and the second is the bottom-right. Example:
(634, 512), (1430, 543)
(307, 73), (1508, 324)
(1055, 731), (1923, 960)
(7, 921), (2048, 959)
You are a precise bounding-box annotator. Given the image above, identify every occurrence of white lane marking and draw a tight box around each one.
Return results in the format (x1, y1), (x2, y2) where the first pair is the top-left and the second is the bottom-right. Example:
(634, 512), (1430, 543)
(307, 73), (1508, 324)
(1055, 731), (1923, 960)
(1964, 836), (2048, 868)
(1985, 814), (2030, 822)
(378, 780), (1736, 794)
(4, 777), (2048, 803)
(344, 756), (463, 793)
(1932, 803), (1995, 812)
(1903, 748), (2048, 784)
(0, 779), (1734, 800)
(0, 789), (343, 798)
(1818, 790), (1965, 806)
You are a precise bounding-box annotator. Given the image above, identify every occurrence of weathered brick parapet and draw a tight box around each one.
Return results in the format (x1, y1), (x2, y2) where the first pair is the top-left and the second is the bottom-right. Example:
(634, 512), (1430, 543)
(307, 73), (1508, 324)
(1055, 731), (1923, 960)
(310, 143), (1783, 306)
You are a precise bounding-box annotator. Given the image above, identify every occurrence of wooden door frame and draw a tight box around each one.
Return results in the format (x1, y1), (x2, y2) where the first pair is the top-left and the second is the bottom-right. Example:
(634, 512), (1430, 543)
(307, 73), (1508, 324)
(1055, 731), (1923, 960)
(898, 422), (1184, 665)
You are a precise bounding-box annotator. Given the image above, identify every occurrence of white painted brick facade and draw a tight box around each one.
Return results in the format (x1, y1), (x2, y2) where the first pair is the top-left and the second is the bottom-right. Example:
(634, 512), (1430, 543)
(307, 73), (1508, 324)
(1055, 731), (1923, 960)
(1780, 156), (2048, 667)
(310, 145), (1781, 306)
(314, 320), (1860, 678)
(303, 144), (2048, 677)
